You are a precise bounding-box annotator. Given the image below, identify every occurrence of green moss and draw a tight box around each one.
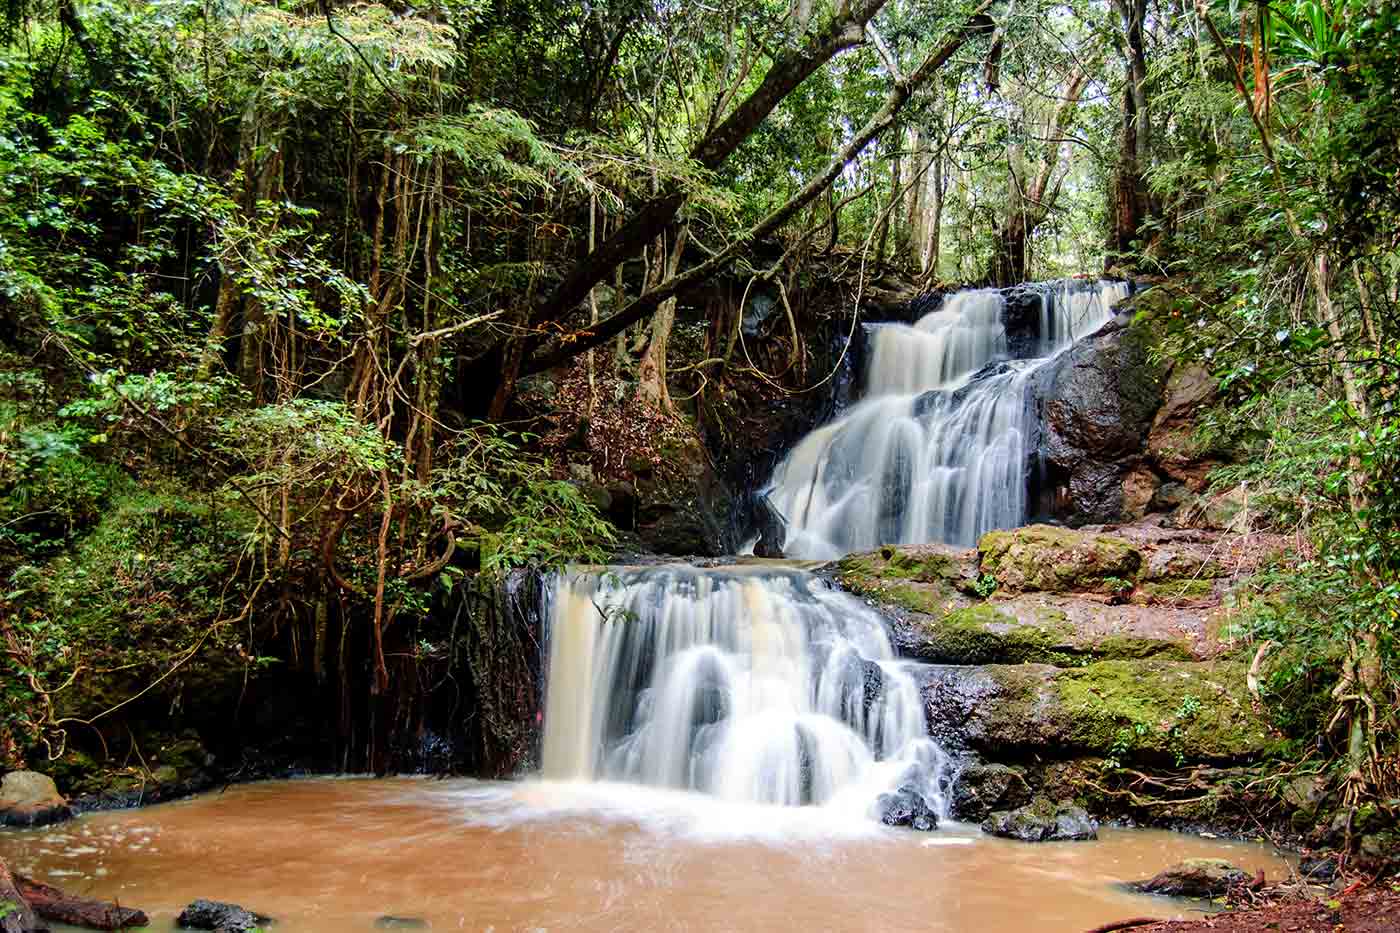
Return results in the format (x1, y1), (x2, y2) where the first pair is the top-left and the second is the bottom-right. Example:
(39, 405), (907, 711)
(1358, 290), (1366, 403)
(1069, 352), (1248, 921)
(979, 525), (1142, 595)
(1095, 634), (1195, 661)
(833, 545), (979, 615)
(1137, 578), (1216, 602)
(1051, 660), (1272, 761)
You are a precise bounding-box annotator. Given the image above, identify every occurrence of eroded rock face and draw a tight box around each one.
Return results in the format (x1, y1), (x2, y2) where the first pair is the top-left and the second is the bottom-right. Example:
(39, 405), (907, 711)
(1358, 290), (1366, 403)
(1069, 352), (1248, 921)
(1148, 364), (1219, 493)
(1132, 858), (1250, 898)
(0, 771), (70, 828)
(980, 797), (1097, 842)
(1037, 315), (1167, 525)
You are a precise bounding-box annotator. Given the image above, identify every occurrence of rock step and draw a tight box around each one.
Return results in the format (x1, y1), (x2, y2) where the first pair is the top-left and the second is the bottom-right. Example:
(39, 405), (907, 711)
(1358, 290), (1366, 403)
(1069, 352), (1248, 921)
(918, 659), (1273, 766)
(827, 519), (1284, 666)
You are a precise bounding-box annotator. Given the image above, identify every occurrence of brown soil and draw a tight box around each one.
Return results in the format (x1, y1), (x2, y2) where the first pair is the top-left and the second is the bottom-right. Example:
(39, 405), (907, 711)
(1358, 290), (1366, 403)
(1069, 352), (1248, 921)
(1097, 883), (1400, 933)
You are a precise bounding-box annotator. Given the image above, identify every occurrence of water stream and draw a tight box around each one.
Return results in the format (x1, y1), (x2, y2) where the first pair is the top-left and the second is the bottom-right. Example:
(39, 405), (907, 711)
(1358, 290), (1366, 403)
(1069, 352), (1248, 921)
(765, 280), (1130, 558)
(0, 778), (1292, 932)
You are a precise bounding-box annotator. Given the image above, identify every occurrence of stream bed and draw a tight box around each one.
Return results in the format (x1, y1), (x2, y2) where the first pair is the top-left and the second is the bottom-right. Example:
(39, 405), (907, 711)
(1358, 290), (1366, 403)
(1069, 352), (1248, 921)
(0, 777), (1292, 932)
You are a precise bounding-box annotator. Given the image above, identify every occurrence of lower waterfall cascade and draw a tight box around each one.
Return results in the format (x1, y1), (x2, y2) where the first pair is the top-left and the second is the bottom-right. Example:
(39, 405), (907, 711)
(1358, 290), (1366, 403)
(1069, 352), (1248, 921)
(541, 565), (949, 823)
(764, 279), (1131, 558)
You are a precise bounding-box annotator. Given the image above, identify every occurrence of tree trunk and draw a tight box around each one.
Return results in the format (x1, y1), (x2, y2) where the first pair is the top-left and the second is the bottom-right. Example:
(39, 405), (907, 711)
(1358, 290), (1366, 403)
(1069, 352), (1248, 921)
(1108, 0), (1150, 263)
(15, 874), (148, 931)
(637, 226), (690, 411)
(521, 3), (997, 373)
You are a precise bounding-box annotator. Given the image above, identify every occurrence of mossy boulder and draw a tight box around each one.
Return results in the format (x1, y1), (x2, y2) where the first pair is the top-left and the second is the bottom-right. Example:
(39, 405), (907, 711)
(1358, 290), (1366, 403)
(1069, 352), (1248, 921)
(920, 659), (1273, 764)
(981, 797), (1098, 842)
(978, 525), (1142, 595)
(0, 771), (70, 827)
(1132, 859), (1249, 898)
(832, 543), (980, 614)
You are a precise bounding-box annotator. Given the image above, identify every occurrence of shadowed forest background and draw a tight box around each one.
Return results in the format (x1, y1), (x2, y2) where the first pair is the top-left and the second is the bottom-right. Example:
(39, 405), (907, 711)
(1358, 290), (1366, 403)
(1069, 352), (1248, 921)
(1, 0), (1399, 854)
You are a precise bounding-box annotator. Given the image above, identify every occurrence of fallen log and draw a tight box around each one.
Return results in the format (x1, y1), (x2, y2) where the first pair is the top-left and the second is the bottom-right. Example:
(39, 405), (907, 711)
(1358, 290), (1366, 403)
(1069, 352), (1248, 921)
(1086, 919), (1159, 933)
(14, 875), (147, 930)
(0, 858), (39, 933)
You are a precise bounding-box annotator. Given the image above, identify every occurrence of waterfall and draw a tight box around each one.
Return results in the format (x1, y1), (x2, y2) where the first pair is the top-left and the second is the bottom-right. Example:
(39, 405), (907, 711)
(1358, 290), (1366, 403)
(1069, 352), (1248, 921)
(541, 565), (949, 823)
(764, 279), (1129, 558)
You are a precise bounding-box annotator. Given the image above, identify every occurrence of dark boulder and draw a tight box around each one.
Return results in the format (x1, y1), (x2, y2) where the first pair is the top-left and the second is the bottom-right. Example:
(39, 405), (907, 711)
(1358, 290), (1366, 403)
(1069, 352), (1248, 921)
(877, 783), (938, 831)
(177, 899), (269, 932)
(951, 763), (1032, 822)
(1131, 858), (1250, 898)
(1034, 314), (1167, 526)
(751, 496), (786, 558)
(375, 918), (430, 929)
(981, 797), (1097, 841)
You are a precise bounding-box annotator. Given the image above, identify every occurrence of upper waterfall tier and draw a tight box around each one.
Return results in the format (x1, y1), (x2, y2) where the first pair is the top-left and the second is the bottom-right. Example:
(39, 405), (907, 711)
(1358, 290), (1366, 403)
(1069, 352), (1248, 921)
(541, 565), (948, 821)
(764, 280), (1129, 558)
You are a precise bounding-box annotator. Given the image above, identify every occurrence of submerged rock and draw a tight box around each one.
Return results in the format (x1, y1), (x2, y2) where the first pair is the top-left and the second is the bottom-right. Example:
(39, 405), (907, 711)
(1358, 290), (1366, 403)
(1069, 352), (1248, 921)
(1132, 858), (1250, 897)
(0, 771), (71, 828)
(877, 783), (938, 832)
(177, 898), (269, 932)
(980, 797), (1097, 842)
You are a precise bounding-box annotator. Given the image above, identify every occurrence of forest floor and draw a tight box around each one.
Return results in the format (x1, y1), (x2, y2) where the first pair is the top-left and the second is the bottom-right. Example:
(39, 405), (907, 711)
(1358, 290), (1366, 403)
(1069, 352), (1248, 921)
(1110, 882), (1400, 932)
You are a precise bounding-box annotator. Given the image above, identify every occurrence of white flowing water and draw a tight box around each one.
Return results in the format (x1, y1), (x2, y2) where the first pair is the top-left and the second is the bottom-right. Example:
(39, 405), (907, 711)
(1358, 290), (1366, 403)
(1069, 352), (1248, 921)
(765, 280), (1130, 558)
(541, 565), (949, 823)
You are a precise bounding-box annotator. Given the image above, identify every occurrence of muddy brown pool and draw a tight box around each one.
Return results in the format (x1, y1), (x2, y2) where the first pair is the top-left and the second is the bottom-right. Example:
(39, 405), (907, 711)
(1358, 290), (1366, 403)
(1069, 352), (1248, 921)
(0, 777), (1291, 932)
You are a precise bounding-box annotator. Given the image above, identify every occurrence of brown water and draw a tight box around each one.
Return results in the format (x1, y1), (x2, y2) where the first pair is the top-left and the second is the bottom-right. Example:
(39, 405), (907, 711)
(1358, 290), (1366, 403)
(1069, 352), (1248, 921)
(0, 777), (1290, 932)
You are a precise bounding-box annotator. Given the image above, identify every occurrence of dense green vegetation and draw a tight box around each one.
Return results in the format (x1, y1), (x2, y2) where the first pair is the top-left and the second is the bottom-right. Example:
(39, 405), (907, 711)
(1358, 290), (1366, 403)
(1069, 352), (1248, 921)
(0, 0), (1396, 839)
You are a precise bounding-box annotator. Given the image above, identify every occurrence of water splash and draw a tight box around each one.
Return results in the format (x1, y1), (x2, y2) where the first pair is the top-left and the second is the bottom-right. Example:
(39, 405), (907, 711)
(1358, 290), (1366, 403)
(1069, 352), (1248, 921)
(764, 280), (1128, 558)
(541, 565), (949, 824)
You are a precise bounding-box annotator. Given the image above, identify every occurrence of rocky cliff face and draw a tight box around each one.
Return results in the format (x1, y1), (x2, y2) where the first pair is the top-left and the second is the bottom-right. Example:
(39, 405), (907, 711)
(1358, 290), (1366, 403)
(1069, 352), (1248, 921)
(828, 520), (1290, 830)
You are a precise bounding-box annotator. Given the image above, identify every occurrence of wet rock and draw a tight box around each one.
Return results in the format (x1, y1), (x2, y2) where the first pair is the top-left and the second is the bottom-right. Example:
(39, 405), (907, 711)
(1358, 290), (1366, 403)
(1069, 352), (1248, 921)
(1297, 856), (1339, 882)
(751, 497), (786, 558)
(859, 660), (885, 717)
(1132, 858), (1250, 898)
(877, 783), (938, 831)
(977, 525), (1142, 596)
(0, 771), (71, 828)
(16, 873), (148, 930)
(1036, 311), (1167, 525)
(950, 763), (1032, 821)
(177, 898), (269, 932)
(980, 797), (1097, 841)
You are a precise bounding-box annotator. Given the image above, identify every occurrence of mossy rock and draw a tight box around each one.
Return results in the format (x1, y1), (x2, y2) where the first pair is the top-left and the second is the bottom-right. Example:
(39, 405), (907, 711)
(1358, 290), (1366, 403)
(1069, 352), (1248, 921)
(927, 659), (1274, 764)
(978, 525), (1142, 595)
(831, 543), (980, 615)
(1134, 578), (1217, 605)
